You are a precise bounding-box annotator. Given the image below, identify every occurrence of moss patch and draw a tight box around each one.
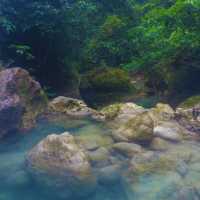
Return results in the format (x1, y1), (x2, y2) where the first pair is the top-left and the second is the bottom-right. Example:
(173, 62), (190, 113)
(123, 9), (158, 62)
(101, 103), (122, 120)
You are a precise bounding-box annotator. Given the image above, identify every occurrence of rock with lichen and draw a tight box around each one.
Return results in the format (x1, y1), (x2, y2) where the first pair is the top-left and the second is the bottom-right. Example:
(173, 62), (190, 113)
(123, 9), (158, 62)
(148, 103), (175, 125)
(0, 67), (47, 137)
(112, 112), (154, 142)
(100, 103), (146, 127)
(48, 96), (101, 119)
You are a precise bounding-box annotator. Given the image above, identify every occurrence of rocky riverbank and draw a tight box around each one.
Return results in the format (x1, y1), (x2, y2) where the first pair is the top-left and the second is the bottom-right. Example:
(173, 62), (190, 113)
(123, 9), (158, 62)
(27, 95), (200, 199)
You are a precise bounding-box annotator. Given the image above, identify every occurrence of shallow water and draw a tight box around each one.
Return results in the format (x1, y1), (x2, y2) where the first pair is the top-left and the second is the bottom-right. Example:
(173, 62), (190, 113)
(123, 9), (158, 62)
(0, 119), (200, 200)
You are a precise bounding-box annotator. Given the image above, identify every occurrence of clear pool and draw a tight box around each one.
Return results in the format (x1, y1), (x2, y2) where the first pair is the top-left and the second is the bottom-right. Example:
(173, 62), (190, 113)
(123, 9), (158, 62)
(0, 118), (200, 200)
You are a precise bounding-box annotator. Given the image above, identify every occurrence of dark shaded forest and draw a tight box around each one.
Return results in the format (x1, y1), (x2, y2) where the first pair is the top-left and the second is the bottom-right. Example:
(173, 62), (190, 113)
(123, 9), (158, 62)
(0, 0), (200, 106)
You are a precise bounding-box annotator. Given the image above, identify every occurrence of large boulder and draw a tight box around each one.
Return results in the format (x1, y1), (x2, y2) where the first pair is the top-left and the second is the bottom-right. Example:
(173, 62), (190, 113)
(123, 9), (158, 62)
(112, 112), (154, 143)
(0, 67), (47, 137)
(26, 132), (96, 198)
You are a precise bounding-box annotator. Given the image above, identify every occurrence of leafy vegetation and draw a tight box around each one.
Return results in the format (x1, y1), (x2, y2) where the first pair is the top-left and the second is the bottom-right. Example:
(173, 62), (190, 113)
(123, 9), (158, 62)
(0, 0), (200, 103)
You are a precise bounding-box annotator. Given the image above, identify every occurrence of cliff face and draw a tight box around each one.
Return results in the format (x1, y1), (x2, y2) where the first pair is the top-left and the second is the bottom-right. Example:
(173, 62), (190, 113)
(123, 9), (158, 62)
(0, 67), (47, 137)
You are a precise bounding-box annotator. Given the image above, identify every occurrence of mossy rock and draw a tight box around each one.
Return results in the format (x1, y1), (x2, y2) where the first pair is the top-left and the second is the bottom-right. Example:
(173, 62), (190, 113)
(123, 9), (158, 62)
(81, 68), (132, 92)
(80, 68), (135, 107)
(178, 95), (200, 109)
(121, 112), (154, 142)
(101, 103), (122, 120)
(100, 102), (145, 123)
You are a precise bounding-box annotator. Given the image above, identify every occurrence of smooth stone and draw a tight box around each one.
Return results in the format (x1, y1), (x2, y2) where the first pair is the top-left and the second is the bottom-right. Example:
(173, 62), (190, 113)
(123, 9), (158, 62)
(87, 147), (110, 167)
(112, 142), (143, 158)
(153, 122), (183, 142)
(97, 164), (121, 184)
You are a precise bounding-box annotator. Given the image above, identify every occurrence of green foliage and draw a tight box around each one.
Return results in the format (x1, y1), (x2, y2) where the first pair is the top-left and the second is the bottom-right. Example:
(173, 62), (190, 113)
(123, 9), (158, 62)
(85, 15), (132, 67)
(0, 0), (199, 99)
(124, 0), (200, 94)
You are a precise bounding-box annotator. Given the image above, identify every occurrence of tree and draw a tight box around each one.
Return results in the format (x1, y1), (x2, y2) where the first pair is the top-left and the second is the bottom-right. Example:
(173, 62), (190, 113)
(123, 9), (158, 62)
(125, 0), (200, 94)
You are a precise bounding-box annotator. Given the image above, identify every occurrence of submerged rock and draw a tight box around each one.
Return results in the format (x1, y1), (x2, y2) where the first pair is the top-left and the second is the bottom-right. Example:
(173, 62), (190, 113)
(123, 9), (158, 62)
(97, 164), (122, 184)
(26, 132), (96, 198)
(87, 147), (110, 167)
(75, 125), (113, 151)
(123, 171), (182, 200)
(0, 67), (47, 137)
(112, 142), (143, 158)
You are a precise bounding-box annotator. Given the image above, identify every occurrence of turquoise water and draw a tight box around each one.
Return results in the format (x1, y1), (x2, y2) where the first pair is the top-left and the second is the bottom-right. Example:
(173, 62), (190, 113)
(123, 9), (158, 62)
(0, 119), (126, 200)
(0, 118), (200, 200)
